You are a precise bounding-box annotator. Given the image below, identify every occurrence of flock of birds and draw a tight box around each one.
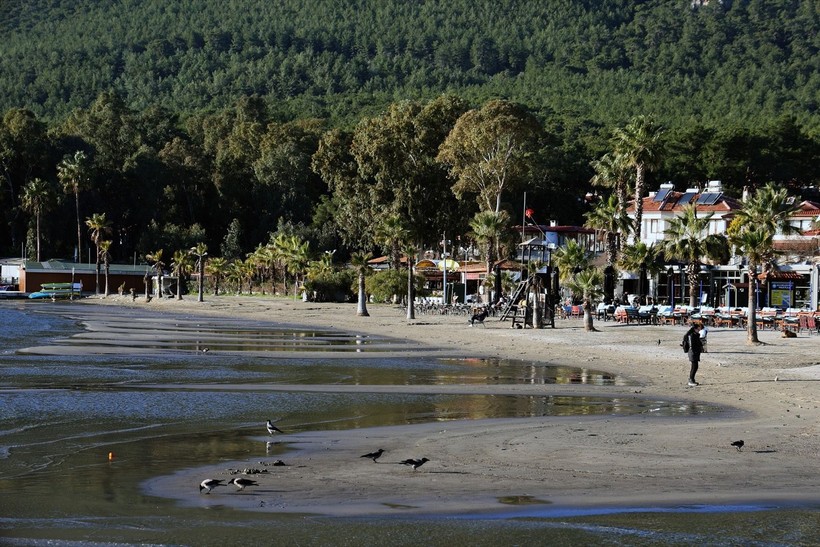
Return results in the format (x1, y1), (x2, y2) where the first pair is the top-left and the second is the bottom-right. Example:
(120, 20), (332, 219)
(198, 420), (430, 494)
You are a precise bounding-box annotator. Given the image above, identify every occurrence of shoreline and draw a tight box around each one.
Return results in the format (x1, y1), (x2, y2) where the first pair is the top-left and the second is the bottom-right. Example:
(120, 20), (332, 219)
(70, 295), (820, 516)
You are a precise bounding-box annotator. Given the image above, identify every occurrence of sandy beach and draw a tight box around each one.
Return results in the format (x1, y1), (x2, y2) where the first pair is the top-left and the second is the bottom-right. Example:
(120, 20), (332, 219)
(84, 296), (820, 516)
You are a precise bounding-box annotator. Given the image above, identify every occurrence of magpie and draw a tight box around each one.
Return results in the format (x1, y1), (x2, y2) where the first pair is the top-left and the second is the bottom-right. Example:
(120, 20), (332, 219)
(266, 419), (283, 435)
(361, 449), (385, 462)
(731, 440), (744, 452)
(400, 457), (429, 470)
(199, 478), (224, 494)
(229, 477), (259, 491)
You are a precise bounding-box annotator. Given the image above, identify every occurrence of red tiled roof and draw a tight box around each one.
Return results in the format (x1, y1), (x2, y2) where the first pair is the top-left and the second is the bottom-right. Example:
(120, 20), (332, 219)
(628, 191), (742, 213)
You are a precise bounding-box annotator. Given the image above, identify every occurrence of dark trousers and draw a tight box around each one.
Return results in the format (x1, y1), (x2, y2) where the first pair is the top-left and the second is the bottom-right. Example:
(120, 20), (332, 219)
(689, 353), (700, 382)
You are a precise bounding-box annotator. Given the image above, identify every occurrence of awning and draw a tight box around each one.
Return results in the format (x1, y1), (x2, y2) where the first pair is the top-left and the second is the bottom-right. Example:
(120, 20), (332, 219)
(438, 259), (460, 271)
(756, 271), (804, 280)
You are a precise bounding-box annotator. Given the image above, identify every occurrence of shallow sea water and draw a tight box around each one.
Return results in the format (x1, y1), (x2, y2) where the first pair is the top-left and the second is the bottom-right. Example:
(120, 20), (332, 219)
(1, 301), (818, 546)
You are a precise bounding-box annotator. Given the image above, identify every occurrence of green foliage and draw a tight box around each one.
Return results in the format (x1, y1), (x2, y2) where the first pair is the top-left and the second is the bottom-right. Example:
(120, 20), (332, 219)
(365, 268), (422, 303)
(304, 269), (355, 302)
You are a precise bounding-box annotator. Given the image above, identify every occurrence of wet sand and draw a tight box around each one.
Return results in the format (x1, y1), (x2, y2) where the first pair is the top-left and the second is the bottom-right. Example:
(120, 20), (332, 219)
(81, 296), (820, 516)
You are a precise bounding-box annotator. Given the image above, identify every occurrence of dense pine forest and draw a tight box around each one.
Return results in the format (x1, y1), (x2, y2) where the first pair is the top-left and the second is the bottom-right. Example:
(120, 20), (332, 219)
(1, 0), (818, 274)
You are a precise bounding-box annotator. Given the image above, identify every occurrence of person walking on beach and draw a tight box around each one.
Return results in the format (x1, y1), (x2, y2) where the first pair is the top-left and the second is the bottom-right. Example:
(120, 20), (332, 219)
(682, 323), (704, 386)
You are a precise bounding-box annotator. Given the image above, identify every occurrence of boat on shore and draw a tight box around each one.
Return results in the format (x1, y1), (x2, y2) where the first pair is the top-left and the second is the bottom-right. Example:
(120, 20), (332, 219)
(28, 282), (83, 299)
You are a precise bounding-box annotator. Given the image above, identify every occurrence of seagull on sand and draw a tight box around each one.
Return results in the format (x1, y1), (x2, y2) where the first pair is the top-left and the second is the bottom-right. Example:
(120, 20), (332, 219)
(199, 478), (224, 494)
(266, 419), (283, 435)
(400, 457), (429, 470)
(229, 477), (259, 491)
(361, 449), (385, 462)
(731, 440), (744, 452)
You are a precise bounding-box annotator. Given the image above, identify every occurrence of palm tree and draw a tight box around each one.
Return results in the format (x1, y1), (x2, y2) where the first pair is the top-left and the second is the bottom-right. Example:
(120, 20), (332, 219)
(590, 152), (632, 231)
(350, 251), (372, 317)
(469, 210), (509, 275)
(206, 257), (228, 296)
(374, 214), (409, 270)
(552, 239), (591, 283)
(282, 235), (310, 298)
(612, 116), (663, 241)
(99, 240), (112, 297)
(585, 193), (631, 270)
(619, 241), (663, 305)
(171, 249), (192, 300)
(21, 178), (54, 262)
(729, 228), (775, 344)
(145, 249), (165, 298)
(85, 213), (111, 295)
(403, 243), (418, 320)
(661, 205), (728, 307)
(57, 151), (90, 262)
(190, 243), (208, 302)
(565, 268), (604, 332)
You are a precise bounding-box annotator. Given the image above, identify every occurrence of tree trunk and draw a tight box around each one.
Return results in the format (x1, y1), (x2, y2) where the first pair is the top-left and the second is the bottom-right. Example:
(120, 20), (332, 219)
(633, 165), (645, 240)
(746, 265), (760, 344)
(687, 263), (698, 308)
(583, 298), (595, 331)
(35, 212), (41, 262)
(74, 191), (81, 263)
(197, 261), (205, 302)
(406, 265), (415, 320)
(357, 273), (369, 316)
(103, 262), (110, 297)
(94, 249), (101, 295)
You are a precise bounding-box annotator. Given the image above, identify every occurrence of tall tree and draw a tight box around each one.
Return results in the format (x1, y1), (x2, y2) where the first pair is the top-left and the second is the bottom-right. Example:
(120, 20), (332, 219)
(20, 177), (54, 261)
(565, 268), (604, 332)
(99, 240), (112, 297)
(85, 212), (111, 296)
(190, 242), (208, 302)
(584, 193), (630, 268)
(350, 251), (372, 317)
(728, 228), (774, 345)
(661, 205), (728, 308)
(469, 210), (509, 275)
(437, 99), (542, 214)
(171, 249), (193, 300)
(612, 116), (663, 241)
(57, 151), (90, 262)
(206, 256), (228, 296)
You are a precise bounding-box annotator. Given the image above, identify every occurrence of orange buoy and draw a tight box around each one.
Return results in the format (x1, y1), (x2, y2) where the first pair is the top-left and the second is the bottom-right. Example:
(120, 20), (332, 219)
(108, 452), (114, 461)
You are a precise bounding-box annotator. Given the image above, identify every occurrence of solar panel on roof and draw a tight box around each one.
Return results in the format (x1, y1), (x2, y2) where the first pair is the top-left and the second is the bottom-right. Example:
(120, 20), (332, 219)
(653, 188), (671, 202)
(696, 193), (711, 204)
(677, 192), (696, 205)
(705, 192), (722, 205)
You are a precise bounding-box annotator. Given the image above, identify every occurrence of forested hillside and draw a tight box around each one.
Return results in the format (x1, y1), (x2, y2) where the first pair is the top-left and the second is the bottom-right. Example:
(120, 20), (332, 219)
(2, 0), (817, 129)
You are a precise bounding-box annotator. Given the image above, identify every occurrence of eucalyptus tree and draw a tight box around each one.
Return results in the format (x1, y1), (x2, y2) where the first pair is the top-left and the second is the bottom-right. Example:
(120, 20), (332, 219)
(85, 213), (112, 295)
(57, 150), (90, 261)
(20, 177), (54, 261)
(564, 268), (604, 332)
(437, 99), (542, 215)
(171, 249), (193, 300)
(469, 210), (509, 275)
(350, 251), (372, 317)
(611, 116), (663, 241)
(661, 205), (728, 308)
(190, 242), (208, 302)
(350, 96), (468, 246)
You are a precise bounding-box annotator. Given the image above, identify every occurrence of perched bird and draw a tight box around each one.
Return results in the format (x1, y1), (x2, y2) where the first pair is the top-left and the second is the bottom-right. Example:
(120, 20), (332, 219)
(229, 477), (259, 491)
(361, 449), (385, 462)
(731, 440), (744, 452)
(266, 420), (283, 435)
(199, 478), (224, 494)
(400, 457), (429, 470)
